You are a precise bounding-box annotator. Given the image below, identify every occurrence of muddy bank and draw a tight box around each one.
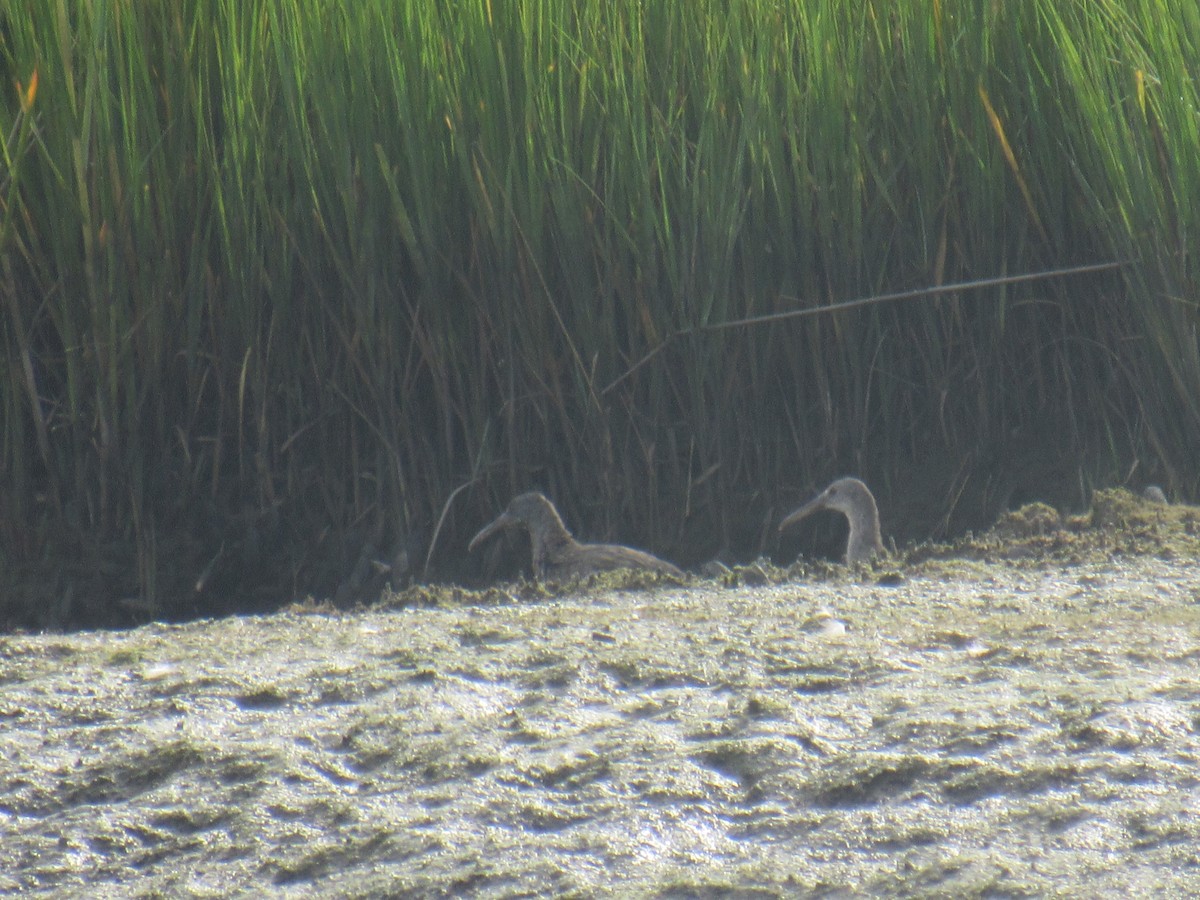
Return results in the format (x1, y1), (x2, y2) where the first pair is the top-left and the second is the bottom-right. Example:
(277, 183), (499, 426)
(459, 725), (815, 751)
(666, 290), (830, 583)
(2, 490), (1200, 896)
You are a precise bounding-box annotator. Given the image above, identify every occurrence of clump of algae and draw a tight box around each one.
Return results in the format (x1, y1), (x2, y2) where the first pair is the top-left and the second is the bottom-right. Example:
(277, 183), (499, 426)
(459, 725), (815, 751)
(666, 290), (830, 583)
(909, 487), (1200, 573)
(375, 566), (685, 610)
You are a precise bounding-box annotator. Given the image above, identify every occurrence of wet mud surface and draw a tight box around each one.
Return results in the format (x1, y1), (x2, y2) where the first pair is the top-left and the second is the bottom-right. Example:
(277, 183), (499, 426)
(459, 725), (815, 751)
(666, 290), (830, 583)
(3, 490), (1200, 897)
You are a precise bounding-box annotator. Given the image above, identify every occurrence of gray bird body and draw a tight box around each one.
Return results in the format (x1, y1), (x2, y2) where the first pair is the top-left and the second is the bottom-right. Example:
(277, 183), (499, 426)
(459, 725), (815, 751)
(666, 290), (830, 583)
(779, 477), (884, 564)
(469, 492), (683, 580)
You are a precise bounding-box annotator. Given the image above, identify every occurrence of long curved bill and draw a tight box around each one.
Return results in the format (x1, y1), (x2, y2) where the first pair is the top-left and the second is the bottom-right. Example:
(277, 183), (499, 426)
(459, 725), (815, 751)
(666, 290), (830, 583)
(468, 512), (516, 552)
(779, 489), (830, 532)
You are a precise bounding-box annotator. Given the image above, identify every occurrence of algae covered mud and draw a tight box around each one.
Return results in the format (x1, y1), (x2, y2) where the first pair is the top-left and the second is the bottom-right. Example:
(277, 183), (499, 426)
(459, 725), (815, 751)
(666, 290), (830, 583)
(3, 491), (1200, 897)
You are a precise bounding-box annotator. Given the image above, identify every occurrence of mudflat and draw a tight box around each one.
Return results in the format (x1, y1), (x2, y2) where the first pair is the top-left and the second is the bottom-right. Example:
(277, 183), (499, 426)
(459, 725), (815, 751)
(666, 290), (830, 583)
(2, 490), (1199, 897)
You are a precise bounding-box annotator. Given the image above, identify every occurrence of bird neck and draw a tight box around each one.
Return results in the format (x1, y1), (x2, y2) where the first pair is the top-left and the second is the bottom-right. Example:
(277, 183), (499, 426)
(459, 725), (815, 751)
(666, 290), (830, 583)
(845, 497), (884, 563)
(528, 516), (576, 576)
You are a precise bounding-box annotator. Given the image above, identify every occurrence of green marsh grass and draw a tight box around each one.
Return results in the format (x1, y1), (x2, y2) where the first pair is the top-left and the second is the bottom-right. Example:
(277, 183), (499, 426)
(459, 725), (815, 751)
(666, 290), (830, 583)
(0, 0), (1196, 625)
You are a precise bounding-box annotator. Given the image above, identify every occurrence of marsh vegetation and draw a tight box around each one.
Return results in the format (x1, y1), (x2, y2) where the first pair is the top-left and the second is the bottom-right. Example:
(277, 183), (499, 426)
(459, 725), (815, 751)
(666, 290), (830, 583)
(1, 2), (1197, 627)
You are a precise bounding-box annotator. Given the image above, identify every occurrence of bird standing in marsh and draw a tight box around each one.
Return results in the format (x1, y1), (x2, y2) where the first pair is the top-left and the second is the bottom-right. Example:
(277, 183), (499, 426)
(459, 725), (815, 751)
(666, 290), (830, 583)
(779, 477), (884, 564)
(469, 492), (683, 580)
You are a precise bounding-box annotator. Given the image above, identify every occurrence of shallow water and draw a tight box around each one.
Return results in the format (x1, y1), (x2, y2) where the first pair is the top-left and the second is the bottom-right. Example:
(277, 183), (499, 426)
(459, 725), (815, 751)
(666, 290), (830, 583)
(3, 556), (1200, 897)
